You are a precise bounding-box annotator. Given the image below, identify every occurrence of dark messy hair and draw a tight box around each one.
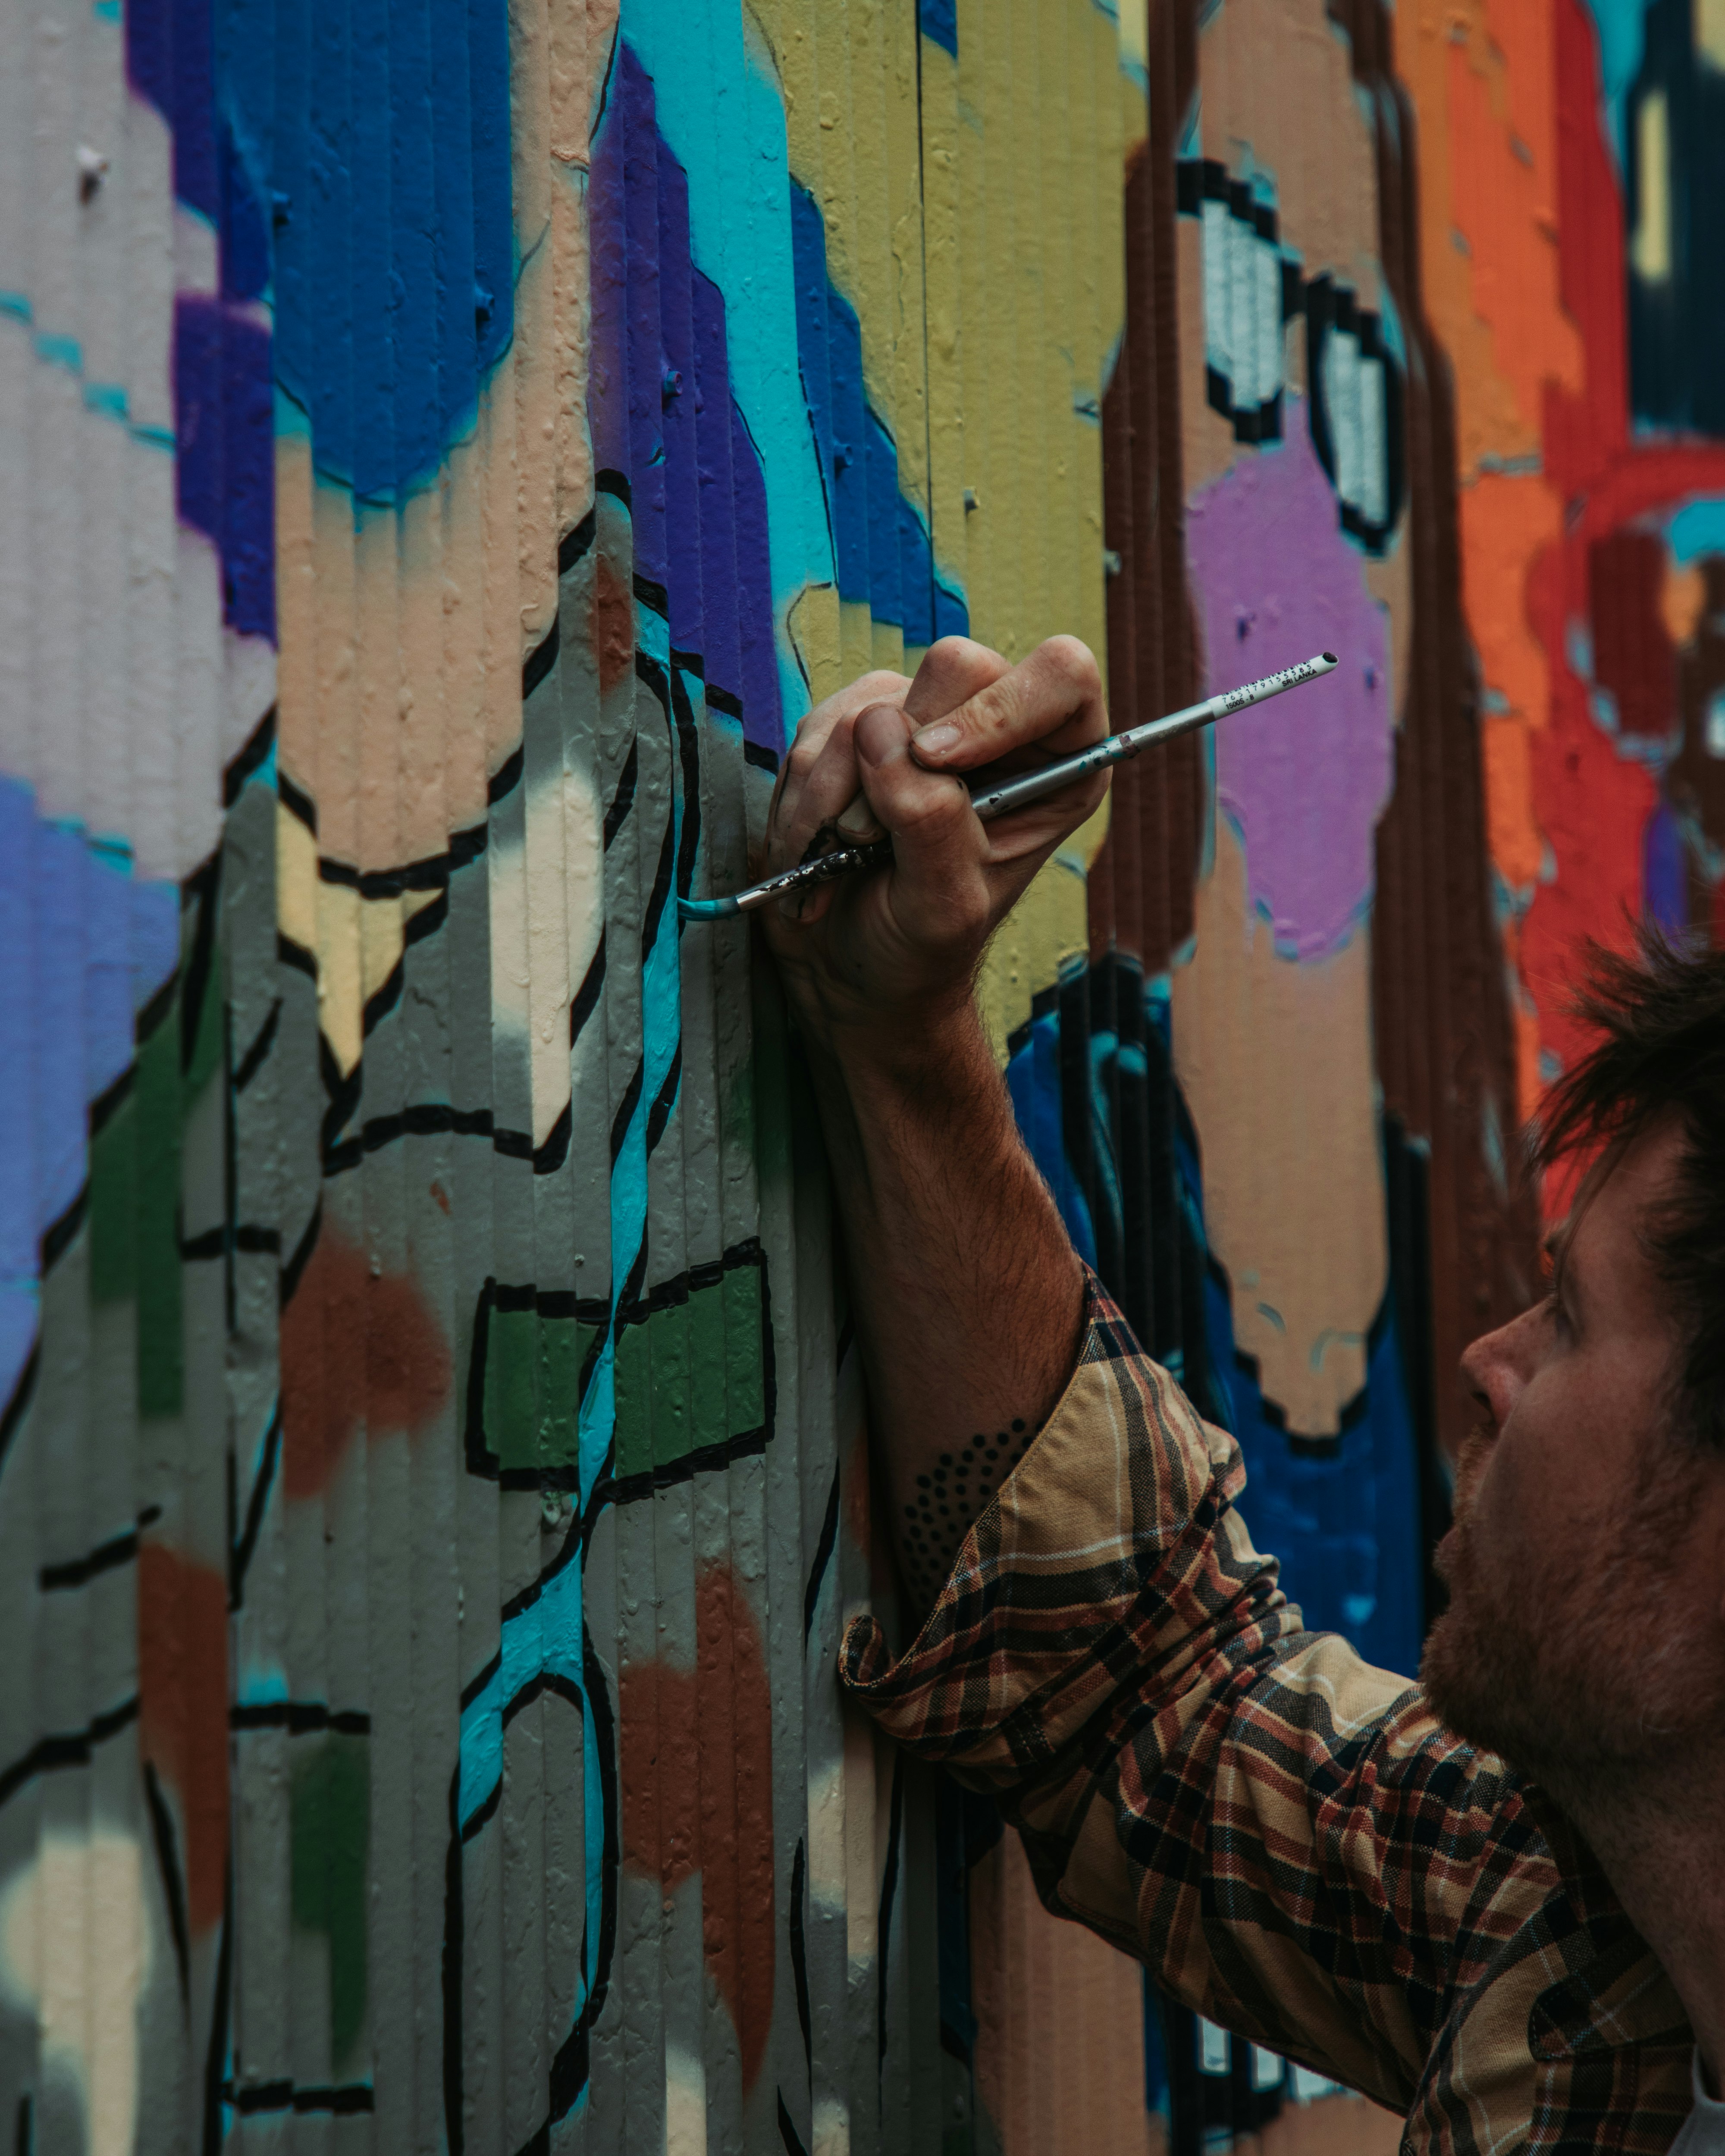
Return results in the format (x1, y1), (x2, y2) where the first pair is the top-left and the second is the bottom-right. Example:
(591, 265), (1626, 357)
(1532, 924), (1725, 1451)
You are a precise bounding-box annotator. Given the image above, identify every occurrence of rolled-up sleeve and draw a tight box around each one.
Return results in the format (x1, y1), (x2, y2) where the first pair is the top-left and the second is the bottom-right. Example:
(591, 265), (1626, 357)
(839, 1276), (1549, 2110)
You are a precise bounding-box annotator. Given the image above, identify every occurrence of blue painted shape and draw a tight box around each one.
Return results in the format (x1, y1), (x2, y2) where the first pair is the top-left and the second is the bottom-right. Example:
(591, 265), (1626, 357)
(1666, 495), (1725, 561)
(919, 0), (959, 57)
(1581, 0), (1657, 163)
(0, 782), (180, 1424)
(1197, 1234), (1424, 1682)
(1005, 1010), (1098, 1265)
(212, 0), (514, 501)
(787, 181), (968, 647)
(1643, 801), (1688, 933)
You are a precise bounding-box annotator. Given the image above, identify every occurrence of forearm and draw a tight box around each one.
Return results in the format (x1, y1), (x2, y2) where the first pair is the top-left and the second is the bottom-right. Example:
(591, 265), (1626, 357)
(801, 995), (1086, 1609)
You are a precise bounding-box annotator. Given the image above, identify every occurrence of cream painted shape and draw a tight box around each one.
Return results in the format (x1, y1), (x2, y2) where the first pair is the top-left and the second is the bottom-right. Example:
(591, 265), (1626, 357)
(0, 1829), (152, 2156)
(1171, 817), (1388, 1435)
(488, 758), (604, 1148)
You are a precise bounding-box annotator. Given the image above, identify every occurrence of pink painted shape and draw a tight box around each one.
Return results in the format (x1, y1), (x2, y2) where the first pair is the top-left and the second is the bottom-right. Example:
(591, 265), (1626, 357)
(1185, 398), (1393, 960)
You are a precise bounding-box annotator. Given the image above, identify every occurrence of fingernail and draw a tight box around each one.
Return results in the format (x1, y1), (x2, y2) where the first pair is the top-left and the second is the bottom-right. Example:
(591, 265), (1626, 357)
(835, 803), (878, 839)
(913, 722), (960, 759)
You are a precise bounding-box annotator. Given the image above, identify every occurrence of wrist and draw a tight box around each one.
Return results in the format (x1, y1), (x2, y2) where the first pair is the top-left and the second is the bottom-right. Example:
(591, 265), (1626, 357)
(798, 982), (994, 1097)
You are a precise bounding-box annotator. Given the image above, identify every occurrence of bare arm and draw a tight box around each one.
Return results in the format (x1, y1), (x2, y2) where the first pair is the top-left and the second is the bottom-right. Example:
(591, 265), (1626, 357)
(759, 637), (1108, 1608)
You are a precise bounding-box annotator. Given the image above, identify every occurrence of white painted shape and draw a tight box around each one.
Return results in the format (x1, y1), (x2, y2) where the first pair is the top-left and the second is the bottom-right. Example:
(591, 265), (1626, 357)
(804, 1755), (848, 1915)
(0, 323), (33, 785)
(1252, 231), (1282, 410)
(1705, 690), (1725, 758)
(172, 205), (219, 296)
(1358, 354), (1387, 528)
(1201, 197), (1232, 382)
(173, 522), (227, 877)
(812, 2097), (850, 2156)
(1251, 2044), (1284, 2092)
(1324, 327), (1363, 514)
(0, 1829), (153, 2156)
(1199, 2015), (1230, 2075)
(224, 629), (279, 765)
(490, 760), (604, 1146)
(664, 2043), (707, 2156)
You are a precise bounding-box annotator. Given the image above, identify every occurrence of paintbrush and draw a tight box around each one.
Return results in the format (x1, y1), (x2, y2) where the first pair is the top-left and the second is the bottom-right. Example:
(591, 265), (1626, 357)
(677, 649), (1338, 919)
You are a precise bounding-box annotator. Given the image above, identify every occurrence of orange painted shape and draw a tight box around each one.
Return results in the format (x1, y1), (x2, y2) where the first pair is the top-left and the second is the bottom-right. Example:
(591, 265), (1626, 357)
(137, 1545), (230, 1934)
(279, 1227), (453, 1501)
(619, 1563), (775, 2093)
(1447, 35), (1581, 449)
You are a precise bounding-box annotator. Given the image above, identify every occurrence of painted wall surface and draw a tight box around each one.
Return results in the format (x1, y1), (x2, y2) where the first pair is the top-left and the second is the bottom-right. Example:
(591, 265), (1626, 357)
(0, 0), (1699, 2151)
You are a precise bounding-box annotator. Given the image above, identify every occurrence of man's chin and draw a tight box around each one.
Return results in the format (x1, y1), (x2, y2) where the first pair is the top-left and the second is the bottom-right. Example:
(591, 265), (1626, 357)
(1419, 1598), (1527, 1764)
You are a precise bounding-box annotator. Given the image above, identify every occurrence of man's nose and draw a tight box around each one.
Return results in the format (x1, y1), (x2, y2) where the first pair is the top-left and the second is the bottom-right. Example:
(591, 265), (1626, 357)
(1458, 1305), (1543, 1431)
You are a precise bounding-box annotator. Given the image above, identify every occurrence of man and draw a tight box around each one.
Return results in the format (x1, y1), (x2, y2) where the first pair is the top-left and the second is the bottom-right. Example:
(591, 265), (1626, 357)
(759, 635), (1725, 2151)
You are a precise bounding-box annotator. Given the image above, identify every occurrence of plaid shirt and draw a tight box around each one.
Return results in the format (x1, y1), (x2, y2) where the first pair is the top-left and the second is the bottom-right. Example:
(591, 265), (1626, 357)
(841, 1279), (1696, 2152)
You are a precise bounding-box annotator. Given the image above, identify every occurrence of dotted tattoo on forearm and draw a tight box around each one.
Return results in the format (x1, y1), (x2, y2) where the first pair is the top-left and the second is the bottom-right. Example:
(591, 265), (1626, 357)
(901, 1419), (1038, 1603)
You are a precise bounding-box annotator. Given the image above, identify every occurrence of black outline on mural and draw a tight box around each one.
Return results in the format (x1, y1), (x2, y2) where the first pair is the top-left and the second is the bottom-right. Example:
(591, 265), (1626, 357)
(461, 1238), (776, 1498)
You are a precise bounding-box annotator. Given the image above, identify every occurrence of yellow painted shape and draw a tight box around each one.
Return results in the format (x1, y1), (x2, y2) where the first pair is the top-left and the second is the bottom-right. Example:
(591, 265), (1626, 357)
(1171, 819), (1387, 1437)
(1631, 88), (1671, 282)
(917, 36), (969, 617)
(942, 0), (1122, 670)
(1663, 557), (1708, 648)
(788, 583), (845, 711)
(276, 801), (439, 1078)
(1700, 0), (1725, 68)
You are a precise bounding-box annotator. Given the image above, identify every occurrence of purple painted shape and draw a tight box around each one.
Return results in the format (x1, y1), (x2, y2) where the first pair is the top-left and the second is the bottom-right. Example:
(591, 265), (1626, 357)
(175, 295), (277, 642)
(1643, 801), (1688, 934)
(690, 271), (743, 704)
(587, 41), (782, 752)
(126, 0), (218, 223)
(1185, 398), (1392, 960)
(730, 403), (780, 751)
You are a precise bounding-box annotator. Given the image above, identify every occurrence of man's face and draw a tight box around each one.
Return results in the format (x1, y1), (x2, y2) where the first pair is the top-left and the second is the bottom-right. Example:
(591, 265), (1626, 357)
(1422, 1121), (1725, 1800)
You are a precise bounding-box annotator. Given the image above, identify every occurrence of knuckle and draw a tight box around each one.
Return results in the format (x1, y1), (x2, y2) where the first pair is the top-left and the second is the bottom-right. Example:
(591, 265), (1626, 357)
(853, 668), (910, 705)
(1043, 634), (1099, 689)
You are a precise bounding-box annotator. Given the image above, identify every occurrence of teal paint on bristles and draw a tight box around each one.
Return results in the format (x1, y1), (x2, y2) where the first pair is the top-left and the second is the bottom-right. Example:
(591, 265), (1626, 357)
(677, 652), (1338, 921)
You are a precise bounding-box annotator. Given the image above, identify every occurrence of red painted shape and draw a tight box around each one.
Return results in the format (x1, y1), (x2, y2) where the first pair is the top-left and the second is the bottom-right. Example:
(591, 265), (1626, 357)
(137, 1544), (229, 1933)
(619, 1563), (776, 2092)
(1512, 0), (1725, 1206)
(1589, 532), (1675, 741)
(279, 1225), (452, 1500)
(592, 555), (636, 695)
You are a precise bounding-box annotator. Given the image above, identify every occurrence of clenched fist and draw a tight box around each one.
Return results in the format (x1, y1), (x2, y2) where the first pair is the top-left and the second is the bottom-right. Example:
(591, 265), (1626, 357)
(759, 633), (1109, 1049)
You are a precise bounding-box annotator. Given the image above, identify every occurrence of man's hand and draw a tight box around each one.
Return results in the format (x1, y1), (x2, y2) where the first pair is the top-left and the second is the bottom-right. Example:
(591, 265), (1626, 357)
(754, 635), (1105, 1614)
(761, 635), (1109, 1050)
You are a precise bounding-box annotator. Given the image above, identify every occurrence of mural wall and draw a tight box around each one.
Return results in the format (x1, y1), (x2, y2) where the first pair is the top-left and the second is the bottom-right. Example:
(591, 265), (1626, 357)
(0, 0), (1709, 2151)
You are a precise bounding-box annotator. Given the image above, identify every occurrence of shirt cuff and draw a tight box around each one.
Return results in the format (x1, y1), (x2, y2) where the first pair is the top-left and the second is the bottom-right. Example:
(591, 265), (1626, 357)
(838, 1268), (1280, 1796)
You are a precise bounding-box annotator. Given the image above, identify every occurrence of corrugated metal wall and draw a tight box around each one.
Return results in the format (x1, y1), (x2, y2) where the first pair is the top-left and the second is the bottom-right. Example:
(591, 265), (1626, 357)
(0, 0), (1714, 2150)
